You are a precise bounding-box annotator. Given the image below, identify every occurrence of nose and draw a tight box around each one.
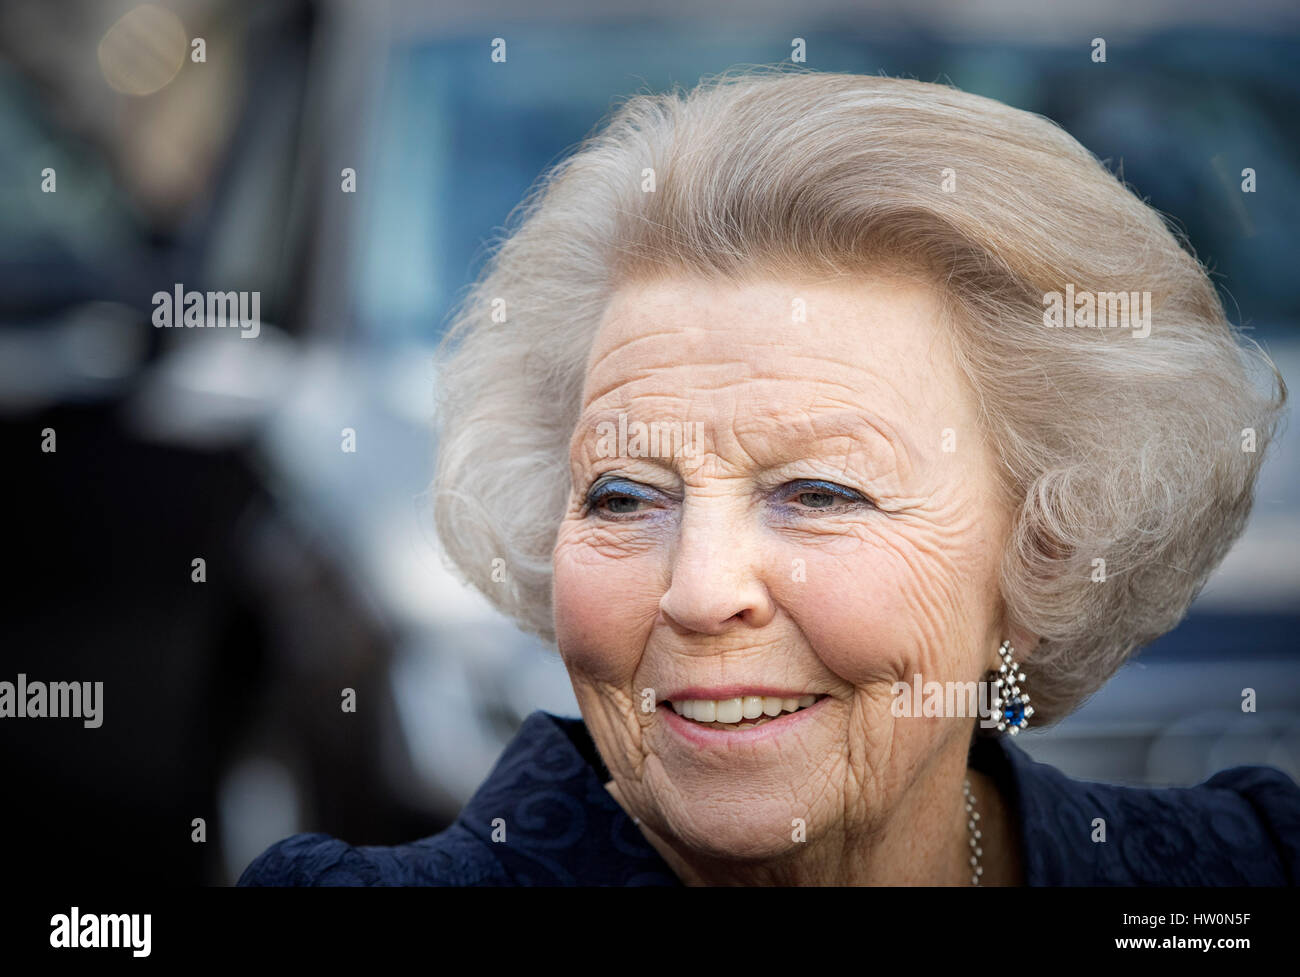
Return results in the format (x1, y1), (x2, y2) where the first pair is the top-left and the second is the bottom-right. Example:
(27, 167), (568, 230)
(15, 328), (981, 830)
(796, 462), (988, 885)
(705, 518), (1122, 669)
(658, 504), (777, 636)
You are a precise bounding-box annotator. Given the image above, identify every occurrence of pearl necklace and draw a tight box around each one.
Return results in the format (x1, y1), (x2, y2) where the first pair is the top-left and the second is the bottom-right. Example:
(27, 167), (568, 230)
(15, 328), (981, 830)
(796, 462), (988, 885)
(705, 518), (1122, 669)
(963, 777), (983, 884)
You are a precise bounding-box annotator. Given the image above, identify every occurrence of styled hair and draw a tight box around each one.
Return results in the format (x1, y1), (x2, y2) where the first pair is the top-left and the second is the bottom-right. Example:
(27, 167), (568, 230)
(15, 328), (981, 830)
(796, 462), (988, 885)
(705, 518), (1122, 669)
(432, 69), (1285, 725)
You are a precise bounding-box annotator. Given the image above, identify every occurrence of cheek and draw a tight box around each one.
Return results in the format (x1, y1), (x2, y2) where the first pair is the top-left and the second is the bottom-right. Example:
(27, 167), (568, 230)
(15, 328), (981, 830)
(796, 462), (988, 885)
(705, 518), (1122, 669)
(552, 525), (663, 687)
(769, 526), (995, 685)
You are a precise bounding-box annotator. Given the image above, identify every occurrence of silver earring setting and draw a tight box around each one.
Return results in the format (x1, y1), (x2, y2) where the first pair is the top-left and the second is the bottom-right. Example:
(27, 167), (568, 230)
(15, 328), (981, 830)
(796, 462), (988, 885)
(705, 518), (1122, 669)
(991, 639), (1033, 735)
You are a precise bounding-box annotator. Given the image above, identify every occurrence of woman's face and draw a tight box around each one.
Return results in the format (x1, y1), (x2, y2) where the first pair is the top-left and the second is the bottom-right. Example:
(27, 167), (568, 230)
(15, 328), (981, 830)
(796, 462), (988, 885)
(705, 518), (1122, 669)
(552, 271), (1015, 866)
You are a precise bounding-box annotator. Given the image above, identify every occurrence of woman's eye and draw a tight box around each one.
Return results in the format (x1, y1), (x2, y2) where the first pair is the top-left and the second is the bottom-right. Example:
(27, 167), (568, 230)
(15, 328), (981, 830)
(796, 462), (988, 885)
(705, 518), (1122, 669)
(584, 478), (661, 517)
(781, 480), (870, 511)
(602, 495), (646, 514)
(797, 491), (838, 509)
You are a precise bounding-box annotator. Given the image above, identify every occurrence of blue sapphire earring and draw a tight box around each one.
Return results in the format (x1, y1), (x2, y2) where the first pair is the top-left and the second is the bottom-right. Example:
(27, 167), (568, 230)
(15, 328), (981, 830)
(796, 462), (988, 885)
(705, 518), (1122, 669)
(992, 639), (1033, 735)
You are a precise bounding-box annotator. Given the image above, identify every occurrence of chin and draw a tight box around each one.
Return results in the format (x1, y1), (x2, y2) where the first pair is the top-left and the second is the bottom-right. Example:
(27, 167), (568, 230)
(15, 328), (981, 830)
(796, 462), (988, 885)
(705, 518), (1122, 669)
(651, 799), (817, 863)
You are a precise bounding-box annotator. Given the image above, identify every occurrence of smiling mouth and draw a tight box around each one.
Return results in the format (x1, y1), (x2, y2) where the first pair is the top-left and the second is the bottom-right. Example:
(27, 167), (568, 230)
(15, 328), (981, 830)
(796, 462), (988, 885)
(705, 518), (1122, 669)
(663, 694), (827, 731)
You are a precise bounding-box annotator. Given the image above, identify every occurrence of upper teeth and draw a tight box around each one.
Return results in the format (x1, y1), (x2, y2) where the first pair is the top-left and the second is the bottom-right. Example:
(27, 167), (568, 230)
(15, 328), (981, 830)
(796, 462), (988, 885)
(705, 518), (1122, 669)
(670, 695), (818, 723)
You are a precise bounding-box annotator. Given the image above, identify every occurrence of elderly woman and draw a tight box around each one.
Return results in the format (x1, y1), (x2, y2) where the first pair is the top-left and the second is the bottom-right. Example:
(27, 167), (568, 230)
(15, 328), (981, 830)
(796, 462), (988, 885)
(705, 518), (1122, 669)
(242, 71), (1298, 886)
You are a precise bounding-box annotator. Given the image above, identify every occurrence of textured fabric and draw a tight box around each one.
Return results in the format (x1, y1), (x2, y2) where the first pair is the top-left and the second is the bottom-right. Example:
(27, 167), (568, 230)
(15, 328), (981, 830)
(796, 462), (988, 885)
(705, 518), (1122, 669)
(239, 710), (1300, 886)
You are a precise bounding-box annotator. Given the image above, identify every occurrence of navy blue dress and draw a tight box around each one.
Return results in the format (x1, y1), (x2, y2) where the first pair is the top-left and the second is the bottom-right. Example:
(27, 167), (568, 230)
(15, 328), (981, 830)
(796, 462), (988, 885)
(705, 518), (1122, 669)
(239, 710), (1300, 885)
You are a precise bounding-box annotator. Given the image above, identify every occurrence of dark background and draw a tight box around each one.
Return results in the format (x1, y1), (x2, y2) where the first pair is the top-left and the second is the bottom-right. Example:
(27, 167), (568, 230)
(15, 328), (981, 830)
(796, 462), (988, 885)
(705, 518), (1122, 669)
(2, 0), (1298, 885)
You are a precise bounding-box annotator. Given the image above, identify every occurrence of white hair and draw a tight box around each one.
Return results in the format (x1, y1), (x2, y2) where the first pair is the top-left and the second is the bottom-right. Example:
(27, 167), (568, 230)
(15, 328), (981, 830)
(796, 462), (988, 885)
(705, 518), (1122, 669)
(432, 69), (1286, 725)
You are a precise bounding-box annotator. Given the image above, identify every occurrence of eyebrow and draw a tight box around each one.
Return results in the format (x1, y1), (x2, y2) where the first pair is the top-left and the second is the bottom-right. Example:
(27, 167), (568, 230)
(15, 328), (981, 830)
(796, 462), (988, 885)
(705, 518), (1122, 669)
(573, 406), (920, 480)
(735, 406), (919, 479)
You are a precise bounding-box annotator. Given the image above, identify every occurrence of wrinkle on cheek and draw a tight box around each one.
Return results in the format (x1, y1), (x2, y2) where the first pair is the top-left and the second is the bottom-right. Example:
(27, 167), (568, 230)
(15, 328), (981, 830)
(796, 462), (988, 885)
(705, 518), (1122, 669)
(889, 547), (970, 666)
(850, 692), (936, 816)
(886, 520), (994, 674)
(785, 514), (988, 689)
(848, 684), (897, 765)
(559, 521), (669, 559)
(573, 677), (654, 780)
(773, 518), (877, 555)
(553, 531), (662, 687)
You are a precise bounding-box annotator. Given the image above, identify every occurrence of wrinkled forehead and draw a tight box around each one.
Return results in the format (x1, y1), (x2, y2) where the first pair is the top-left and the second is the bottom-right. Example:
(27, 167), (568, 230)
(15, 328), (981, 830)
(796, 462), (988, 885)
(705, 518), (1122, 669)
(580, 273), (968, 426)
